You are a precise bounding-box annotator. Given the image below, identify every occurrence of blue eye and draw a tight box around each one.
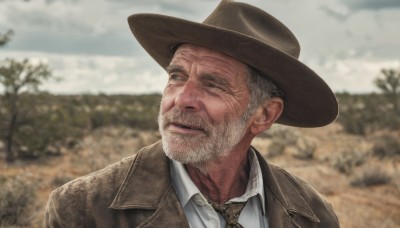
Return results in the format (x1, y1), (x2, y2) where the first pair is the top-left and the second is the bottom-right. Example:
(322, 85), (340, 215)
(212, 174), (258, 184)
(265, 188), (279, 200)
(169, 74), (181, 80)
(168, 74), (187, 86)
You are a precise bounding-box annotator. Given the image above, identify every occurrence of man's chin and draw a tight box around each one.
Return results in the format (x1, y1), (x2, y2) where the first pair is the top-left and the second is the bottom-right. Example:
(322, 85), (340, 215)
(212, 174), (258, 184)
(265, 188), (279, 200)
(162, 133), (205, 147)
(164, 150), (202, 164)
(162, 140), (210, 164)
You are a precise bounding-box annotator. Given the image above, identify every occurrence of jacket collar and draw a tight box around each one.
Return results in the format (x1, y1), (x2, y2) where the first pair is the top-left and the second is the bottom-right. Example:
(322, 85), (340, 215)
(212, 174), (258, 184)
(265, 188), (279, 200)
(110, 141), (171, 209)
(253, 146), (320, 223)
(109, 141), (319, 225)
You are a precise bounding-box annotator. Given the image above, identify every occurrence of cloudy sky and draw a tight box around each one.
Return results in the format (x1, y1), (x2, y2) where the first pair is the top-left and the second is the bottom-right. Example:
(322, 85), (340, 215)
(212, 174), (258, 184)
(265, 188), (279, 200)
(0, 0), (399, 94)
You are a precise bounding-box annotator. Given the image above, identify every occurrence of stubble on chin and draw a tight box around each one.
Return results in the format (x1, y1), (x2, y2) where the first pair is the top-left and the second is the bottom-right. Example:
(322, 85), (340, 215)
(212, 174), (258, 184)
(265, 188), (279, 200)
(158, 108), (247, 167)
(158, 110), (217, 165)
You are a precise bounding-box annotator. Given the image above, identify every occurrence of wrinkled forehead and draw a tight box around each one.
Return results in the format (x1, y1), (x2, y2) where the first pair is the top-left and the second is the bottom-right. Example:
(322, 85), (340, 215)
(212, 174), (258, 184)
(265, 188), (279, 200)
(171, 43), (249, 77)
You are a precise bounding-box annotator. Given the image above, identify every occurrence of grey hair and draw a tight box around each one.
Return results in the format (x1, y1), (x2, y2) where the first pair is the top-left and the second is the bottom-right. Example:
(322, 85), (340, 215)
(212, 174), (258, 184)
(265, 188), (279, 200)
(242, 66), (284, 120)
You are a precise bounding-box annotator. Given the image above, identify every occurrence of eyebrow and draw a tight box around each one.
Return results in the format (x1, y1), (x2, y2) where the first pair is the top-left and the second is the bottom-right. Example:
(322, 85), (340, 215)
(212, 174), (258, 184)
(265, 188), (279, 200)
(166, 65), (184, 74)
(200, 73), (231, 87)
(166, 64), (232, 87)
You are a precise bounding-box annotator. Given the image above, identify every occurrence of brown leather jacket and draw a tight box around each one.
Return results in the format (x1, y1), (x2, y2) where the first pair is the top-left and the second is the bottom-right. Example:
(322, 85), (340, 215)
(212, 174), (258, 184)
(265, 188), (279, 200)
(45, 141), (339, 228)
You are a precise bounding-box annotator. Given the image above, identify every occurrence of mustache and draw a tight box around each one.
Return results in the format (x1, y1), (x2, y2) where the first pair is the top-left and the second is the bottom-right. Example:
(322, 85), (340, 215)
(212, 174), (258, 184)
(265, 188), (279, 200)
(160, 109), (213, 133)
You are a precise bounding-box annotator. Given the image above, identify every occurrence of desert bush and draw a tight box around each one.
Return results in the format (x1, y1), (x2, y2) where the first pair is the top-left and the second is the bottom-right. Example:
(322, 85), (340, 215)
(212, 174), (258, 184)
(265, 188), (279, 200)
(1, 93), (161, 161)
(339, 106), (367, 135)
(334, 149), (368, 174)
(334, 155), (353, 175)
(374, 68), (400, 115)
(0, 175), (36, 226)
(292, 137), (316, 160)
(266, 140), (285, 158)
(337, 93), (381, 135)
(0, 93), (87, 160)
(259, 125), (298, 146)
(337, 92), (400, 134)
(13, 107), (83, 159)
(85, 94), (160, 130)
(372, 134), (400, 158)
(90, 110), (114, 129)
(351, 167), (391, 187)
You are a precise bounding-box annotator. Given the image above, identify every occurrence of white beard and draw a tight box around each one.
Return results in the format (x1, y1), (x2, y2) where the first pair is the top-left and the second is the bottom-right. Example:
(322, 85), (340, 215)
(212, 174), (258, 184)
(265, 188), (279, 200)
(158, 107), (248, 167)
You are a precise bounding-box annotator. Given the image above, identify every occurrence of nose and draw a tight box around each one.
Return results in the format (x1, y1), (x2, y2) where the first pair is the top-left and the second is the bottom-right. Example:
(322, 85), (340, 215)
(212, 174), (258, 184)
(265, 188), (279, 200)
(174, 80), (201, 111)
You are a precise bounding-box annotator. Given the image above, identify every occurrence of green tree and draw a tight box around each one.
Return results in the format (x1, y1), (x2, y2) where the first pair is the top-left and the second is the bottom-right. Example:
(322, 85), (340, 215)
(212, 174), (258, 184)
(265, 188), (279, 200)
(0, 59), (52, 162)
(374, 68), (400, 115)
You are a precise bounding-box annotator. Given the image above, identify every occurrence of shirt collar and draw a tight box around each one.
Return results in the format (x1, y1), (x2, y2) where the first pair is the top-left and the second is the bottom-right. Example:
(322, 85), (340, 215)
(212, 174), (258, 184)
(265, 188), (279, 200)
(170, 157), (201, 207)
(170, 148), (266, 214)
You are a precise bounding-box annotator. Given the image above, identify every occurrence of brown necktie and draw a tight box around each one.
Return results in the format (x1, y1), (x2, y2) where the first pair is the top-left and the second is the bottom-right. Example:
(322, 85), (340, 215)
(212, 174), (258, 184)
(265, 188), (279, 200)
(207, 199), (247, 228)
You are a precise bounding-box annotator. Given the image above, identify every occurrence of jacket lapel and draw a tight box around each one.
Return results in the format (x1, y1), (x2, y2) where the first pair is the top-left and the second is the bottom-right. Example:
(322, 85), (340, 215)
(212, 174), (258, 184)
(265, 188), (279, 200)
(108, 141), (319, 228)
(109, 141), (190, 227)
(254, 147), (320, 228)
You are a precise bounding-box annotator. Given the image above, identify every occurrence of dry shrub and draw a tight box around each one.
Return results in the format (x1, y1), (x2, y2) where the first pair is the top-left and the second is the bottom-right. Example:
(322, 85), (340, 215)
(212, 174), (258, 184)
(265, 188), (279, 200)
(292, 137), (316, 160)
(0, 175), (36, 227)
(334, 149), (368, 175)
(260, 125), (298, 146)
(351, 167), (391, 187)
(373, 134), (400, 158)
(337, 92), (400, 135)
(266, 140), (285, 158)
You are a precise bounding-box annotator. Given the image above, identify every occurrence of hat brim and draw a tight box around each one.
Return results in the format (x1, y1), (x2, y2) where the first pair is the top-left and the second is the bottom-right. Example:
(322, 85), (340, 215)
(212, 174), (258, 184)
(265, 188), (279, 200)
(128, 14), (338, 128)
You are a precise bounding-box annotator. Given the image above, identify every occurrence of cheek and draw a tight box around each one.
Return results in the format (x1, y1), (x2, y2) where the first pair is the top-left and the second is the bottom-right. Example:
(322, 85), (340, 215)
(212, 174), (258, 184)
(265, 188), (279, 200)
(212, 95), (248, 114)
(204, 100), (221, 112)
(160, 88), (175, 113)
(203, 99), (232, 122)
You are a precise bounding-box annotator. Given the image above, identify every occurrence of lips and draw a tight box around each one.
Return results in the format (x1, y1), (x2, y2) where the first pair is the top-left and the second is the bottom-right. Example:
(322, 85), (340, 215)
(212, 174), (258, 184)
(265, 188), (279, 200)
(160, 109), (210, 135)
(172, 122), (203, 131)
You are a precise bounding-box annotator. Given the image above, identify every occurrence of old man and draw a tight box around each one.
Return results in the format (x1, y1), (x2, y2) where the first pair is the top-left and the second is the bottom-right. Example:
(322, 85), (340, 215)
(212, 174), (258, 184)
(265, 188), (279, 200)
(46, 0), (339, 227)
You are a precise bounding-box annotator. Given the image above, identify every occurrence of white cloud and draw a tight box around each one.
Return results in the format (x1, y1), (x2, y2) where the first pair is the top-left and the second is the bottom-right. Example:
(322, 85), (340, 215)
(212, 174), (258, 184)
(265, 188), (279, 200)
(1, 0), (399, 94)
(0, 50), (167, 94)
(306, 54), (400, 93)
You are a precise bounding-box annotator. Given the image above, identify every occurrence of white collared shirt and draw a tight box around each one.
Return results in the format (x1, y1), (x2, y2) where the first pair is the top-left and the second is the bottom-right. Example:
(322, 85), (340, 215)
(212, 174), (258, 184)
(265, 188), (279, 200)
(170, 149), (269, 228)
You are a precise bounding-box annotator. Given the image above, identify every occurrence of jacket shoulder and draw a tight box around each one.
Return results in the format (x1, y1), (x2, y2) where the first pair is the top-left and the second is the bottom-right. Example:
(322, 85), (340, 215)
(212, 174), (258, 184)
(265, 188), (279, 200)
(45, 153), (138, 227)
(268, 163), (340, 227)
(56, 152), (137, 194)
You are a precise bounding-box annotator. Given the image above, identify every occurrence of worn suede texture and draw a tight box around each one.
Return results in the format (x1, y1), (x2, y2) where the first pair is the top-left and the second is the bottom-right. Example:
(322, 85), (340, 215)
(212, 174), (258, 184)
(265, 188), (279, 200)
(45, 141), (339, 228)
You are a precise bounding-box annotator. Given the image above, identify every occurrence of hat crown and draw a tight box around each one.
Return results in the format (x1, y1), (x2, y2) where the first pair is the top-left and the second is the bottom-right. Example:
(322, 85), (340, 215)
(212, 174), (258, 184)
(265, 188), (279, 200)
(203, 0), (300, 59)
(127, 0), (338, 127)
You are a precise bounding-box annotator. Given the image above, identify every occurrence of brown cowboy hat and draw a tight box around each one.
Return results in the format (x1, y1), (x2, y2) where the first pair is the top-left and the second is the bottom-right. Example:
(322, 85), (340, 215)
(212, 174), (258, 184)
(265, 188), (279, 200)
(127, 0), (338, 127)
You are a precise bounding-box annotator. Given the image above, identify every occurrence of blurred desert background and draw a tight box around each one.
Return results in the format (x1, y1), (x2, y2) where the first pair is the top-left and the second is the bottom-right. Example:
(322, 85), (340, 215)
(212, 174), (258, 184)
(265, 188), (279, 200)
(1, 0), (400, 228)
(0, 92), (399, 228)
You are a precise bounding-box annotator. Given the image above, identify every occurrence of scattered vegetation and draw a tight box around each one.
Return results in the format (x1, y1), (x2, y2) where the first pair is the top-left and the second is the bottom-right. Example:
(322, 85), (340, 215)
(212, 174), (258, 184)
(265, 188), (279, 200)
(336, 93), (399, 135)
(337, 68), (400, 135)
(261, 125), (298, 145)
(372, 134), (400, 158)
(0, 28), (56, 162)
(334, 149), (368, 175)
(0, 93), (161, 161)
(0, 175), (37, 227)
(351, 167), (392, 187)
(292, 137), (316, 160)
(266, 140), (285, 158)
(374, 68), (400, 115)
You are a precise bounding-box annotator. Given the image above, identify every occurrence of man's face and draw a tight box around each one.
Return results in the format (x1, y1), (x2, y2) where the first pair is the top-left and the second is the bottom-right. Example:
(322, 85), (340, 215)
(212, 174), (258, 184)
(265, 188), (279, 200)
(158, 44), (252, 166)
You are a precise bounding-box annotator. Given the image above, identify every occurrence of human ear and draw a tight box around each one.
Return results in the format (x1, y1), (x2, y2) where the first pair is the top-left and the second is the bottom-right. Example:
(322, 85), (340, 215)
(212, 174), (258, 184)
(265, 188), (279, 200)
(249, 97), (284, 135)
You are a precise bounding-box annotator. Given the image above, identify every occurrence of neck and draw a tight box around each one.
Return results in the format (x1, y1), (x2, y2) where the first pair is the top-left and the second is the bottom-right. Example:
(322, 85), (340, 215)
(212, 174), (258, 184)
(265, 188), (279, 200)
(185, 143), (252, 204)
